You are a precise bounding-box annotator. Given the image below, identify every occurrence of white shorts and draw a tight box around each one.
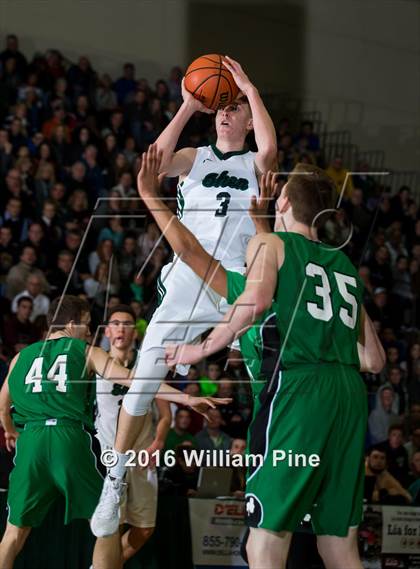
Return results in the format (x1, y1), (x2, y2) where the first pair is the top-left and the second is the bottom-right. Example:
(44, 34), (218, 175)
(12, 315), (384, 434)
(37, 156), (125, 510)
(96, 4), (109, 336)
(121, 466), (158, 528)
(122, 258), (242, 416)
(147, 257), (237, 353)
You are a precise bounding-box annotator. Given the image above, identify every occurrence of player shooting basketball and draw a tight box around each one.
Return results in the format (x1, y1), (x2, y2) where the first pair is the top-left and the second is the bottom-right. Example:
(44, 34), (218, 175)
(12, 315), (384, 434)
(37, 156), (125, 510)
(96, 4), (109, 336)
(91, 56), (277, 539)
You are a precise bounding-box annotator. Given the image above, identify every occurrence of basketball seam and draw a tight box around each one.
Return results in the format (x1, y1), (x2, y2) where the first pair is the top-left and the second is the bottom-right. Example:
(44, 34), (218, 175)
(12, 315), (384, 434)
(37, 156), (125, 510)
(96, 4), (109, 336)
(191, 73), (223, 102)
(185, 66), (225, 78)
(201, 55), (222, 65)
(208, 55), (223, 111)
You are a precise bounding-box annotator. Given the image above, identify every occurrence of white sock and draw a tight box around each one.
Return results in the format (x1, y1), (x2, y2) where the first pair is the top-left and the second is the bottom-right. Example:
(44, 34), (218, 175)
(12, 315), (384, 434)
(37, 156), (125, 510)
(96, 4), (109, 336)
(109, 450), (128, 479)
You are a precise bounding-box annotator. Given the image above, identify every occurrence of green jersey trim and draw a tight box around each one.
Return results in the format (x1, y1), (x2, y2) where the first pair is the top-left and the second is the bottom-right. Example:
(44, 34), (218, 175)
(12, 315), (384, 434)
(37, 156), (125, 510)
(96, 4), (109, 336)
(211, 144), (248, 161)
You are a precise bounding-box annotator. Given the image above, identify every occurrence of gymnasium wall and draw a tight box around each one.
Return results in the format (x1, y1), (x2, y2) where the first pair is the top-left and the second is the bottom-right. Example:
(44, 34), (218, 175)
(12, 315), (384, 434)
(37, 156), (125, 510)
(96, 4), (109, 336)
(1, 0), (419, 171)
(0, 0), (187, 80)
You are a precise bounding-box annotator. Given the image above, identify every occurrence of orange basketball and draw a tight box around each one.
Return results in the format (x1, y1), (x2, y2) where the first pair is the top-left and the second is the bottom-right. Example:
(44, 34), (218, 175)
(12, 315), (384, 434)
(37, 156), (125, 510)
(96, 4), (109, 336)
(184, 54), (239, 111)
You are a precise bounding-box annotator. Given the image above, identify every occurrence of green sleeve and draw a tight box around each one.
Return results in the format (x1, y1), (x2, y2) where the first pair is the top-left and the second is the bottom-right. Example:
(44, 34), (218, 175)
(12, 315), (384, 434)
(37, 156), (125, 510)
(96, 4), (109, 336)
(226, 270), (246, 305)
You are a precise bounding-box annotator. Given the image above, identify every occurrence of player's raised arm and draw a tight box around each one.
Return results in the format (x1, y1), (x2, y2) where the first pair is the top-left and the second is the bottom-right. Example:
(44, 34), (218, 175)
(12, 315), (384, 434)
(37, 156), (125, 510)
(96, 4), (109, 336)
(357, 307), (386, 374)
(87, 346), (132, 386)
(166, 232), (284, 365)
(154, 80), (213, 177)
(0, 354), (20, 451)
(223, 56), (277, 173)
(138, 144), (228, 297)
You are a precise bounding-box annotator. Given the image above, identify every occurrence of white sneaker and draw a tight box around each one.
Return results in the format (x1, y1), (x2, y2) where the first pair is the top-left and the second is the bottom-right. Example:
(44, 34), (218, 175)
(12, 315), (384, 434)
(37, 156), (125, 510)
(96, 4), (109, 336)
(90, 474), (126, 537)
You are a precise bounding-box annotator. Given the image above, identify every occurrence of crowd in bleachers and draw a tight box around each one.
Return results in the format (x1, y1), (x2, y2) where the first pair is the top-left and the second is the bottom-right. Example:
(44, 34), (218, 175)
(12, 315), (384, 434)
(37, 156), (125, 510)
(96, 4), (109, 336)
(0, 33), (419, 504)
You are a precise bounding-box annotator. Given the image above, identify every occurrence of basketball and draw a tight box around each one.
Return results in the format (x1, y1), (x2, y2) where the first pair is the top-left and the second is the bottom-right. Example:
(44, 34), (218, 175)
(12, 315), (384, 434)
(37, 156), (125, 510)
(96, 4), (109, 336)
(184, 54), (239, 111)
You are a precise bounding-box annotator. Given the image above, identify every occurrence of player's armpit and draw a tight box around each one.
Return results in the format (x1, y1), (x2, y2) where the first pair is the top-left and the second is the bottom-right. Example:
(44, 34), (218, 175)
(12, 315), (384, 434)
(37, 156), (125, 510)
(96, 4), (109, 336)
(86, 346), (132, 387)
(163, 147), (197, 177)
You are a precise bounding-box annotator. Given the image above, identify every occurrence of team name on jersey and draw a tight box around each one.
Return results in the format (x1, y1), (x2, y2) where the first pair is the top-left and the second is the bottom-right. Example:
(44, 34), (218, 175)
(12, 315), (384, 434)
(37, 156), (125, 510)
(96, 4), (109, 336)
(202, 170), (249, 191)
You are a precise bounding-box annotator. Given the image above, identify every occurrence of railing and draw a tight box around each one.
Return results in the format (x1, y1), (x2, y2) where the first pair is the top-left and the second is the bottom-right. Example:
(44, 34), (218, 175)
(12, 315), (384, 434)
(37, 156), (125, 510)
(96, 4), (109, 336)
(261, 93), (419, 199)
(387, 170), (420, 197)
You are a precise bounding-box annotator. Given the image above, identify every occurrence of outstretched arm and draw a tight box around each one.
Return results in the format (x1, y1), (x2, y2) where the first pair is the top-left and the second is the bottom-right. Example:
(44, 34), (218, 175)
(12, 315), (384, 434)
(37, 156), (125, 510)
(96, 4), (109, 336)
(166, 231), (284, 365)
(155, 80), (213, 177)
(223, 56), (277, 173)
(138, 144), (227, 297)
(358, 307), (386, 373)
(87, 346), (229, 419)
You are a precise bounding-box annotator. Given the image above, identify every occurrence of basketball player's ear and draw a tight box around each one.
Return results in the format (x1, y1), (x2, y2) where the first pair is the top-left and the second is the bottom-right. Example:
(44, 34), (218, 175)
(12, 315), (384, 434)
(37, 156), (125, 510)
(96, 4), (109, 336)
(104, 325), (111, 339)
(246, 117), (253, 132)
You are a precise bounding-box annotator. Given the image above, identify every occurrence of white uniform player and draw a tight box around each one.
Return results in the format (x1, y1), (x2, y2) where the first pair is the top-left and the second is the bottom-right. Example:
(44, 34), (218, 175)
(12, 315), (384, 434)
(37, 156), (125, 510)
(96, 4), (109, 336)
(140, 145), (259, 375)
(95, 370), (158, 530)
(91, 56), (277, 544)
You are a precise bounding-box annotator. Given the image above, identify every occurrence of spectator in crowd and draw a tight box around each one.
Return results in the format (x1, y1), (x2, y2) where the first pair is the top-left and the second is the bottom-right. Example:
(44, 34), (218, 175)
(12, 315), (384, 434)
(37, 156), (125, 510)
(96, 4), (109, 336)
(165, 408), (196, 451)
(160, 441), (199, 497)
(216, 377), (247, 439)
(2, 295), (40, 353)
(404, 424), (420, 461)
(377, 425), (410, 486)
(368, 386), (400, 444)
(113, 63), (136, 106)
(385, 365), (407, 415)
(408, 451), (420, 504)
(5, 245), (47, 300)
(0, 34), (27, 79)
(199, 361), (222, 396)
(364, 445), (412, 505)
(1, 197), (29, 243)
(195, 408), (232, 452)
(11, 273), (50, 322)
(326, 156), (354, 199)
(47, 249), (81, 297)
(230, 438), (247, 497)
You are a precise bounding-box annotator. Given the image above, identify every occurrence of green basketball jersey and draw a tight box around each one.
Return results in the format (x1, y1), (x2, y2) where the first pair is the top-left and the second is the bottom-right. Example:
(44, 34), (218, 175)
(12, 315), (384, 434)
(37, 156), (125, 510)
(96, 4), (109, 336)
(273, 232), (363, 369)
(9, 337), (95, 428)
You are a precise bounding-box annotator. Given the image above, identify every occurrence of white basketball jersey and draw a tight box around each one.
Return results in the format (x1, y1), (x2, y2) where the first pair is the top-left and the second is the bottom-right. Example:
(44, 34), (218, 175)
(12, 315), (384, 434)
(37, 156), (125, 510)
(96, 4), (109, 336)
(177, 145), (259, 269)
(95, 351), (154, 449)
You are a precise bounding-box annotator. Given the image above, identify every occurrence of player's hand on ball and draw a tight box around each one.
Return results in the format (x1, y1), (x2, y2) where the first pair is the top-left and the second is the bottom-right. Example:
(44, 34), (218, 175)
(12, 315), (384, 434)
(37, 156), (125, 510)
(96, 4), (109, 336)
(137, 143), (165, 199)
(222, 56), (254, 95)
(188, 396), (232, 421)
(165, 343), (204, 365)
(181, 78), (215, 114)
(5, 429), (19, 452)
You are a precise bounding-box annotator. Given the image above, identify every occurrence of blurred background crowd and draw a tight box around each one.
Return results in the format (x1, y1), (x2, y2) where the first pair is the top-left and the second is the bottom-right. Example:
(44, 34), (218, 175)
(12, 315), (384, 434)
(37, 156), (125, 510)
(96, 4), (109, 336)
(0, 34), (419, 505)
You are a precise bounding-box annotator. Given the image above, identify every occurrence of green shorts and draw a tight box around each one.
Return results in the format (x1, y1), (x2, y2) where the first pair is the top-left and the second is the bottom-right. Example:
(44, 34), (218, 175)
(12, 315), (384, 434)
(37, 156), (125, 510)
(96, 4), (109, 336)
(7, 419), (103, 528)
(245, 364), (367, 537)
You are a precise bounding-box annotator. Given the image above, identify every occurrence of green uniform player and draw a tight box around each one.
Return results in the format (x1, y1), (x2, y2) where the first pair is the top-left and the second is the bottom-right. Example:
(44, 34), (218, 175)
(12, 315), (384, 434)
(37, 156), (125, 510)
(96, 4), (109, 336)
(168, 167), (385, 569)
(7, 336), (102, 528)
(0, 295), (217, 569)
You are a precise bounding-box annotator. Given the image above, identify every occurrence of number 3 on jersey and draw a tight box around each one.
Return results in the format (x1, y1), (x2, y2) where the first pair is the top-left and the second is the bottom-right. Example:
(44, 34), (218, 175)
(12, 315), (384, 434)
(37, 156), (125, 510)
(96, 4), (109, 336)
(215, 192), (231, 217)
(305, 262), (358, 329)
(25, 355), (68, 393)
